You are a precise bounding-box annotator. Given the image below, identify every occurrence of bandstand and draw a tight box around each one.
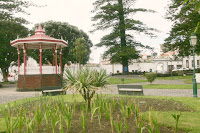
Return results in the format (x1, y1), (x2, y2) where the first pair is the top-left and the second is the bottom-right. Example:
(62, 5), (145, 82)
(10, 25), (67, 91)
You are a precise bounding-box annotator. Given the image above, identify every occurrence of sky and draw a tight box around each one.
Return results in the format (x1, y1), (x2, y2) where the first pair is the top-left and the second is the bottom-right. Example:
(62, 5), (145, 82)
(22, 0), (172, 63)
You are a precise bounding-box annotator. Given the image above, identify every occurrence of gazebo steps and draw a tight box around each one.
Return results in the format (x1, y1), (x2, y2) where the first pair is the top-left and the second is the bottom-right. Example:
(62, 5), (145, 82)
(42, 89), (66, 96)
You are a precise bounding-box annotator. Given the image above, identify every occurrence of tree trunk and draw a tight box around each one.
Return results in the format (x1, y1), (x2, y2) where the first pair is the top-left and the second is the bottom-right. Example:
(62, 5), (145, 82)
(118, 0), (129, 75)
(2, 68), (8, 82)
(79, 57), (81, 70)
(122, 57), (129, 75)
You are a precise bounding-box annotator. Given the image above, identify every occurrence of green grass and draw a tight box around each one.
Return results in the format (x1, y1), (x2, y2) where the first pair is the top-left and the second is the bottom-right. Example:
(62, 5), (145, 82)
(108, 75), (193, 84)
(156, 75), (195, 84)
(143, 84), (200, 89)
(141, 96), (200, 133)
(108, 77), (147, 84)
(156, 75), (193, 80)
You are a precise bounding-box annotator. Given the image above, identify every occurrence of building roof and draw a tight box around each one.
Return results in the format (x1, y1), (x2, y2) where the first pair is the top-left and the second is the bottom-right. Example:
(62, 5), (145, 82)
(10, 25), (67, 49)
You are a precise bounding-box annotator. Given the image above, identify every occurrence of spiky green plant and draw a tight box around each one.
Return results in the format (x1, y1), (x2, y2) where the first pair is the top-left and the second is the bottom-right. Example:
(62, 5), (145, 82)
(64, 68), (109, 109)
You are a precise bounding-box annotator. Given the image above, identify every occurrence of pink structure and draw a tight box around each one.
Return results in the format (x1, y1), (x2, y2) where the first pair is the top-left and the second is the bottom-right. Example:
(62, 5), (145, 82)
(10, 25), (67, 91)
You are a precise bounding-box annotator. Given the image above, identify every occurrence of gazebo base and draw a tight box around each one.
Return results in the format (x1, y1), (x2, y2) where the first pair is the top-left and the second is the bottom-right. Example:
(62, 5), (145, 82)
(17, 74), (63, 91)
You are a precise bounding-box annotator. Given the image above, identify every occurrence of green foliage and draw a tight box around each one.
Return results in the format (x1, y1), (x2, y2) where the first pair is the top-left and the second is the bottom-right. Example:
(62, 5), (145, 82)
(92, 0), (156, 74)
(64, 68), (109, 108)
(164, 0), (200, 56)
(29, 21), (93, 71)
(177, 70), (185, 76)
(1, 95), (200, 132)
(72, 38), (88, 69)
(0, 0), (35, 23)
(145, 72), (157, 84)
(171, 112), (182, 133)
(0, 0), (35, 81)
(0, 21), (29, 81)
(113, 115), (123, 133)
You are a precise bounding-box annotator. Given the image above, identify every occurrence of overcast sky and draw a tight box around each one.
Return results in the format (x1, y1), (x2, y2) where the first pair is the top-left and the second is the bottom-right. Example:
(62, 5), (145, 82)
(23, 0), (172, 63)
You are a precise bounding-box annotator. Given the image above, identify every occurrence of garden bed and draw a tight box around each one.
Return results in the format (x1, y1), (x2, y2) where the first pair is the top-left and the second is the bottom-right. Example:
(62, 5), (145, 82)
(0, 95), (193, 133)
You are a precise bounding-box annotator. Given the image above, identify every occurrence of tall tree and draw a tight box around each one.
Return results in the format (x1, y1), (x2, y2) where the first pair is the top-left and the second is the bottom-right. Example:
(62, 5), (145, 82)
(72, 38), (88, 69)
(0, 21), (29, 81)
(29, 21), (93, 72)
(164, 0), (200, 56)
(92, 0), (155, 74)
(0, 0), (35, 81)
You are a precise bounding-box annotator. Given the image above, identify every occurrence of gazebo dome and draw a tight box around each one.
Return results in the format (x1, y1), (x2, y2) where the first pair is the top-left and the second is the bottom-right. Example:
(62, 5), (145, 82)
(10, 25), (67, 49)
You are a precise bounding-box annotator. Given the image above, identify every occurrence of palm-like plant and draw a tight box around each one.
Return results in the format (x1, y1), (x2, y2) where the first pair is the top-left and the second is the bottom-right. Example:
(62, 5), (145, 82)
(64, 68), (109, 108)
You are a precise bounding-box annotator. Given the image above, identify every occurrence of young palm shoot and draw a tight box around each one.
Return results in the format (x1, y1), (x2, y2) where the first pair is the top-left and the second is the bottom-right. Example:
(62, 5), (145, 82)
(147, 108), (160, 133)
(63, 106), (73, 133)
(80, 110), (87, 133)
(17, 107), (25, 133)
(113, 114), (123, 133)
(90, 101), (99, 122)
(50, 109), (59, 133)
(171, 112), (181, 133)
(44, 105), (50, 132)
(34, 105), (43, 132)
(59, 115), (64, 133)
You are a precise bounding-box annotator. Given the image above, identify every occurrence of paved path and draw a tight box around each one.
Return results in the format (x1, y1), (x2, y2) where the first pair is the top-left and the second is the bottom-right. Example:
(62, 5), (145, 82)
(0, 84), (41, 104)
(0, 80), (199, 104)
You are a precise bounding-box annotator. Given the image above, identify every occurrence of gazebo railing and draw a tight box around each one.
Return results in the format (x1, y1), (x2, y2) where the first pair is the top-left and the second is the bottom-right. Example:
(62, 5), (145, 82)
(19, 66), (60, 75)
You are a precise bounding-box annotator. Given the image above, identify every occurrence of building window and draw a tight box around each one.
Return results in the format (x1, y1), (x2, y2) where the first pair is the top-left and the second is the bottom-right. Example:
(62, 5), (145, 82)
(186, 60), (189, 68)
(197, 60), (199, 67)
(177, 65), (182, 69)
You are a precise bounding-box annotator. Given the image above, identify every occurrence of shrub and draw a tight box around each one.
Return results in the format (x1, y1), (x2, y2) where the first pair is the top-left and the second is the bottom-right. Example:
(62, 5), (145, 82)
(157, 73), (170, 77)
(145, 72), (157, 84)
(177, 70), (185, 76)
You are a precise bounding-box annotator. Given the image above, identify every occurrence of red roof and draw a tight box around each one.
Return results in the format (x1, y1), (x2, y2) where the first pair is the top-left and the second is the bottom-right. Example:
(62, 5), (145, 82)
(10, 25), (67, 49)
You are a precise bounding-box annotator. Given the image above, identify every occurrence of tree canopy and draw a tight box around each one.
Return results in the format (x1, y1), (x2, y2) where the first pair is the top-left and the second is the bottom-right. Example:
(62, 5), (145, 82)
(0, 21), (29, 81)
(72, 38), (88, 69)
(29, 21), (93, 71)
(91, 0), (156, 74)
(0, 0), (34, 81)
(0, 0), (35, 23)
(163, 0), (200, 56)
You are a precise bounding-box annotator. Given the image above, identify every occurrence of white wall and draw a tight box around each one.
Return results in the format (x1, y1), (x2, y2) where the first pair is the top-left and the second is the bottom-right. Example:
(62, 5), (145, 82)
(182, 55), (200, 69)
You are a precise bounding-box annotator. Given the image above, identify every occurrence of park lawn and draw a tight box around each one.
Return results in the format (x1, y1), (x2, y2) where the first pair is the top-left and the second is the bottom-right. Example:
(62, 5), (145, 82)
(108, 75), (193, 84)
(156, 75), (194, 84)
(141, 96), (200, 132)
(108, 77), (147, 84)
(156, 75), (193, 80)
(143, 84), (200, 89)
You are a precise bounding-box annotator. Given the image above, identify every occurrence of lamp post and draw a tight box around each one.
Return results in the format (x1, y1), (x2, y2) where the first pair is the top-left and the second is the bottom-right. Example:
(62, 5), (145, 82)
(190, 33), (198, 98)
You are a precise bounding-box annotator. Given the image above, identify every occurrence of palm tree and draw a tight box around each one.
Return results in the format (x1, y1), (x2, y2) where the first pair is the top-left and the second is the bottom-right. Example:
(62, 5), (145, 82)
(64, 68), (109, 108)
